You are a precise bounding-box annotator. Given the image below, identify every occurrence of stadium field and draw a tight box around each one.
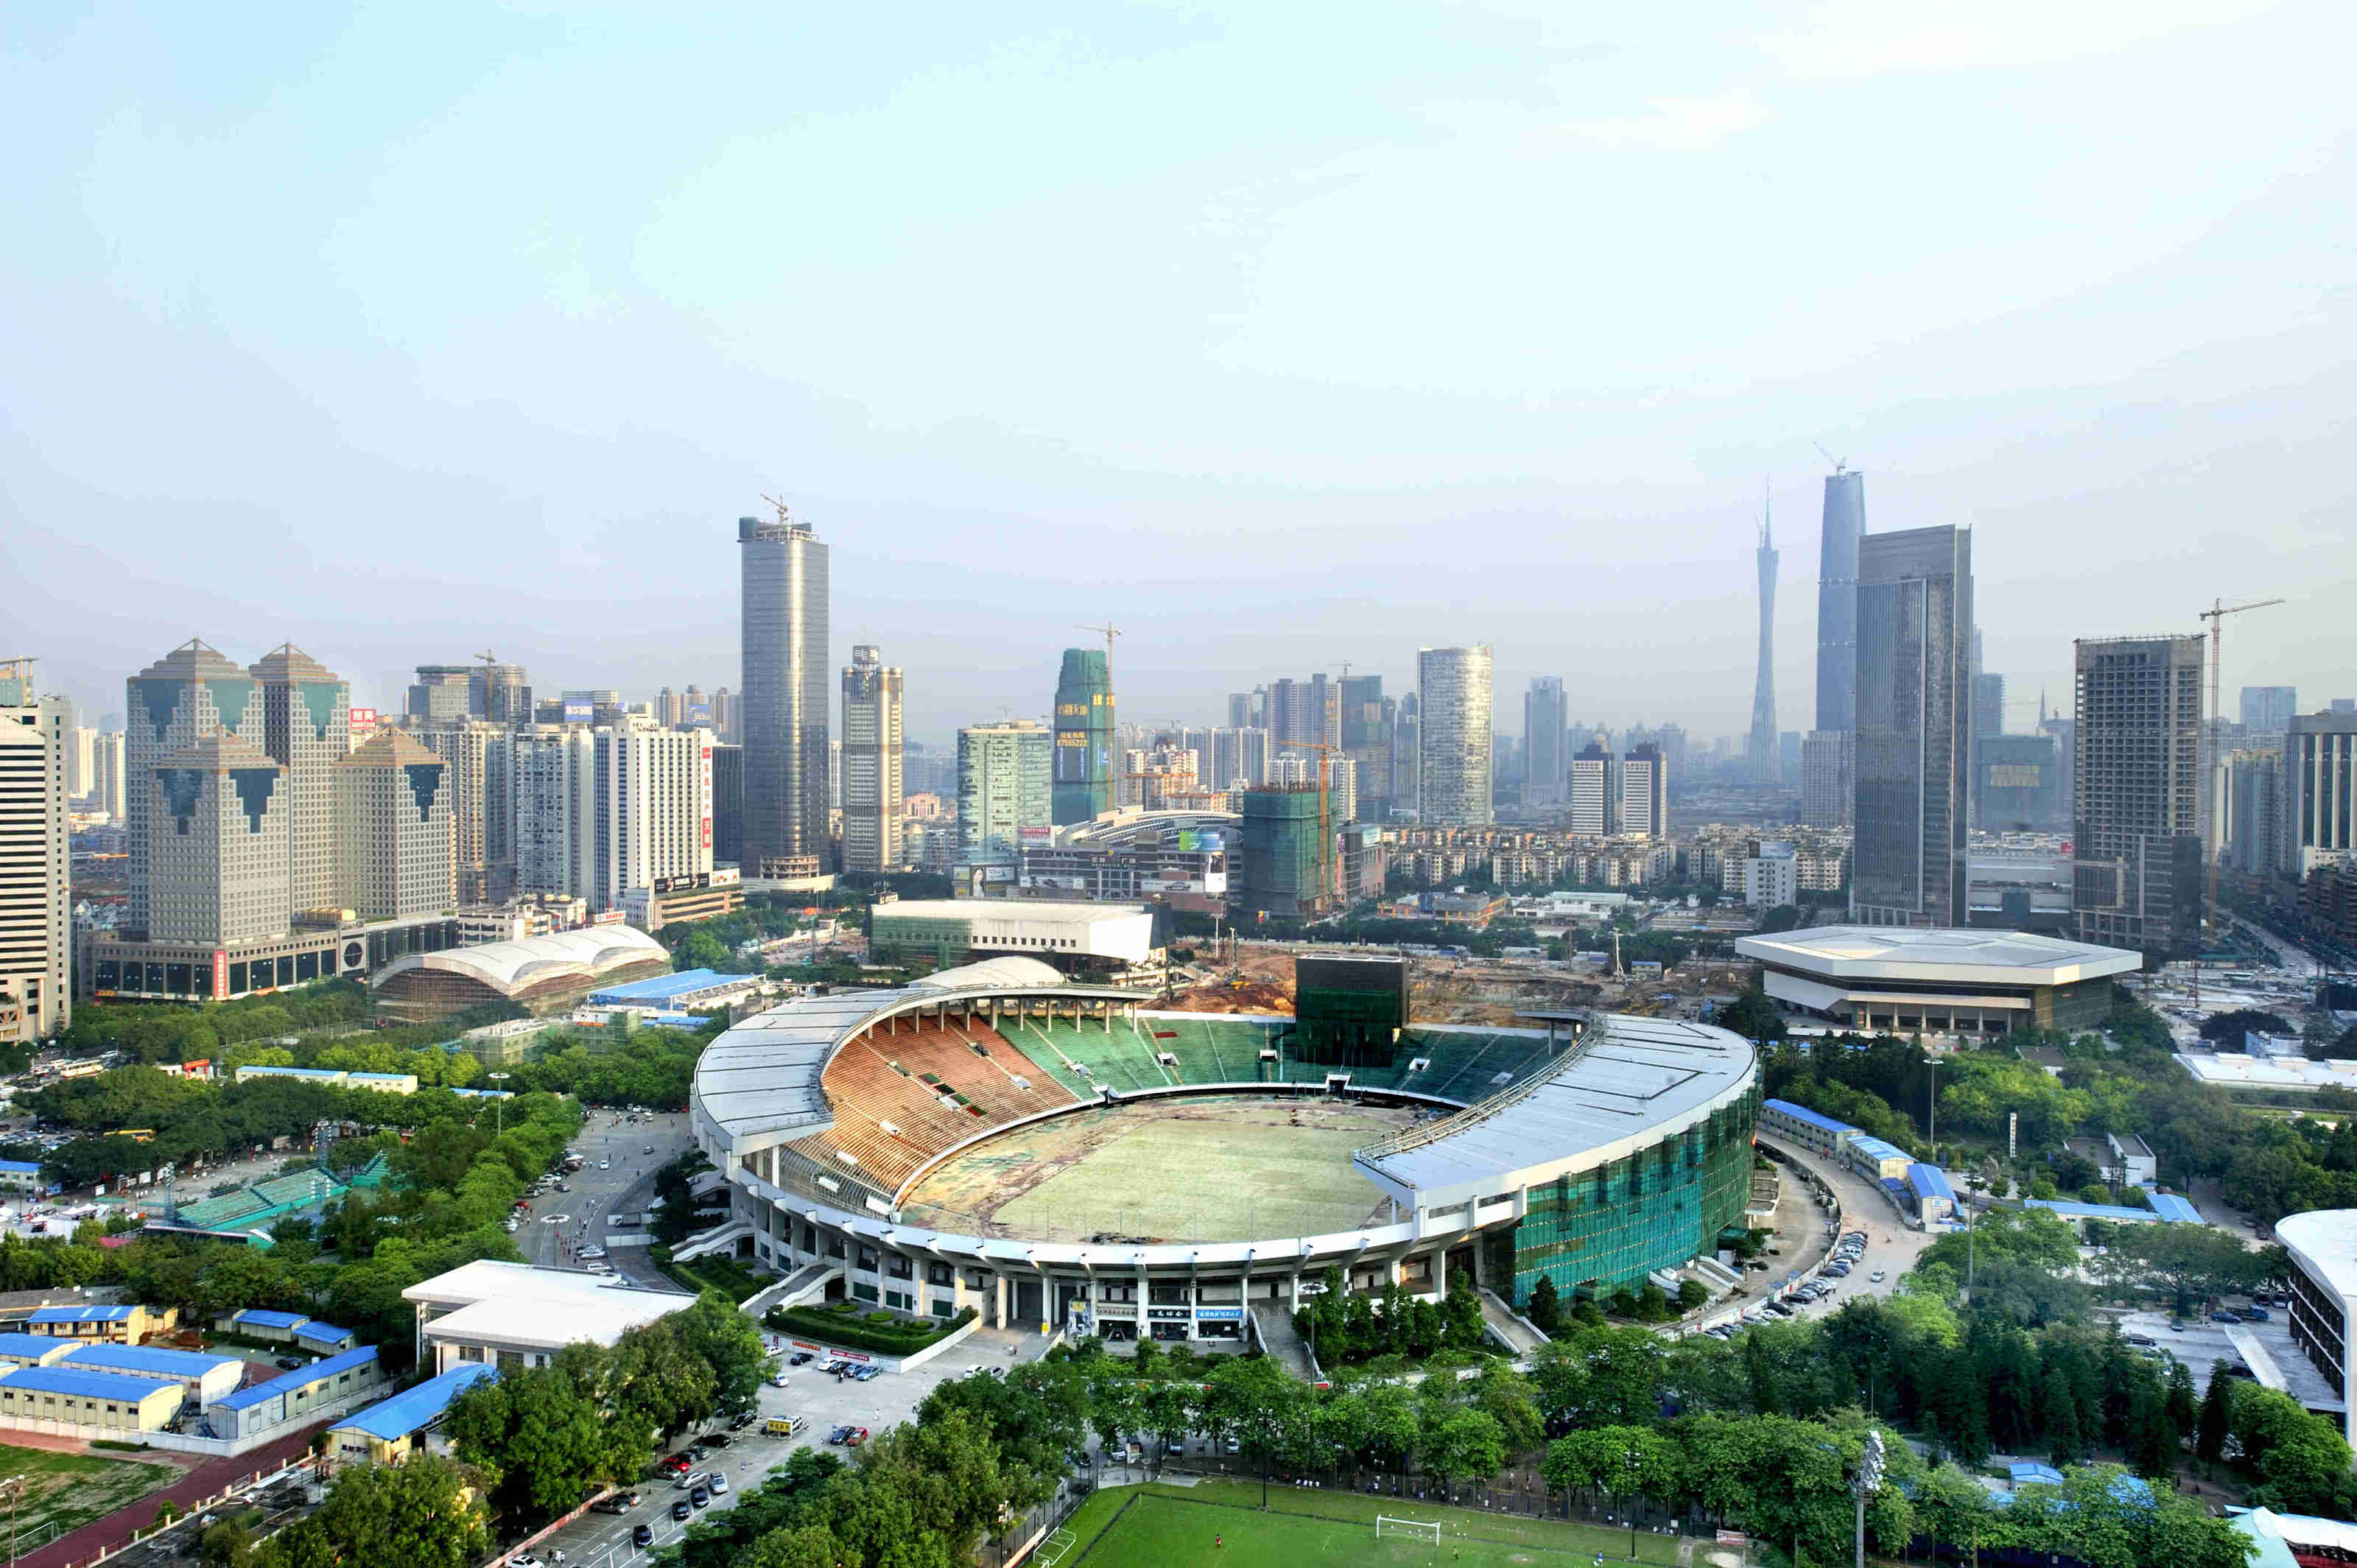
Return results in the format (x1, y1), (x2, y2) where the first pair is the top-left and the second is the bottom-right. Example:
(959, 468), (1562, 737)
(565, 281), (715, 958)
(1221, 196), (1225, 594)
(1052, 1483), (1679, 1568)
(902, 1095), (1413, 1242)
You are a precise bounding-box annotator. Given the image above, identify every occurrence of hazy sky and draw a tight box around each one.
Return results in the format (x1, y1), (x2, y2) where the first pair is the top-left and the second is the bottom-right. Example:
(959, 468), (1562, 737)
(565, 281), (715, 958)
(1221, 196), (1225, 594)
(6, 1), (2353, 743)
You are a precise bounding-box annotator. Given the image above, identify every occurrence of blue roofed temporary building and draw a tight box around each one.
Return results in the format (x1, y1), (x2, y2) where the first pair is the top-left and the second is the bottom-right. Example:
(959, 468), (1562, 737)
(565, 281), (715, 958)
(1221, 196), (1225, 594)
(0, 1363), (187, 1430)
(326, 1363), (496, 1463)
(586, 968), (758, 1008)
(202, 1345), (386, 1441)
(57, 1343), (245, 1406)
(1757, 1097), (1858, 1156)
(292, 1320), (357, 1353)
(2024, 1197), (2208, 1231)
(1838, 1132), (1913, 1181)
(2146, 1192), (2205, 1224)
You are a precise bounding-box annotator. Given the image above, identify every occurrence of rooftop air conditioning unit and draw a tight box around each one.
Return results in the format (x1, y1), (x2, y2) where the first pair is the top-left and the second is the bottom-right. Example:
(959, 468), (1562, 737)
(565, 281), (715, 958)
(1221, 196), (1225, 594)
(878, 1121), (900, 1137)
(835, 1150), (860, 1167)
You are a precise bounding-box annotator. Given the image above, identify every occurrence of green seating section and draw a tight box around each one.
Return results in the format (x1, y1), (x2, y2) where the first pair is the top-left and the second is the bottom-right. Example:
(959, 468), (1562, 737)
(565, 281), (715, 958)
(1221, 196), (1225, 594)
(992, 1018), (1560, 1105)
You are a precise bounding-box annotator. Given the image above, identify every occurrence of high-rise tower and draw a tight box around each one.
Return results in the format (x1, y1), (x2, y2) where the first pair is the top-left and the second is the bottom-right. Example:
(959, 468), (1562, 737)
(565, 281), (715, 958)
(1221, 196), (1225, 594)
(1850, 525), (1973, 928)
(1525, 677), (1568, 806)
(1750, 516), (1780, 788)
(740, 507), (830, 873)
(1416, 646), (1493, 827)
(2073, 636), (2205, 953)
(0, 661), (71, 1041)
(124, 639), (270, 939)
(1814, 468), (1864, 733)
(249, 644), (349, 920)
(1050, 649), (1114, 826)
(841, 645), (903, 873)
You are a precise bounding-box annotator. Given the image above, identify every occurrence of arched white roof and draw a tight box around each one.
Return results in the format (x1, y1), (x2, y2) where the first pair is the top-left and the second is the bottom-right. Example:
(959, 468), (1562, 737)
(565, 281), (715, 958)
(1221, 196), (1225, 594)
(911, 956), (1064, 991)
(376, 925), (668, 994)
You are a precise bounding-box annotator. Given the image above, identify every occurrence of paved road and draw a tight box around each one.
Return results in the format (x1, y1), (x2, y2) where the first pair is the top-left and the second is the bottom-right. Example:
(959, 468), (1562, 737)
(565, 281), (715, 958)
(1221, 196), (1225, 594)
(509, 1109), (695, 1289)
(1752, 1137), (1937, 1319)
(526, 1326), (1055, 1567)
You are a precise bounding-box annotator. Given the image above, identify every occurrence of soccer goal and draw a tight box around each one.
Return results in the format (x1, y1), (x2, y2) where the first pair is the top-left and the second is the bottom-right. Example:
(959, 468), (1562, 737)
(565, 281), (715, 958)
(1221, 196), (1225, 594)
(1376, 1516), (1443, 1546)
(1035, 1525), (1078, 1567)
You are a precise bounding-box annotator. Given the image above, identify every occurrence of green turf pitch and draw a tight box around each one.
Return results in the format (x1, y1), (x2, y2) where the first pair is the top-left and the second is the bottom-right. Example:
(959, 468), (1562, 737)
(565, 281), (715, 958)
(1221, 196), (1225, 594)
(1058, 1483), (1679, 1568)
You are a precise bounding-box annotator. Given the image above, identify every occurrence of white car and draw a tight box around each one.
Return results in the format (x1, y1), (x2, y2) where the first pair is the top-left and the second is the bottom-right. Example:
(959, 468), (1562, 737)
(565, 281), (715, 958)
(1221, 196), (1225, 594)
(600, 1160), (611, 1170)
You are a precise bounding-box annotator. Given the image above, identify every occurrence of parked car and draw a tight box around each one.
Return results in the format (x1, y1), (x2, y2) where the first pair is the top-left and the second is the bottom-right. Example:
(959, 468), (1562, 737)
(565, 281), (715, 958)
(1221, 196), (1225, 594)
(700, 1432), (732, 1449)
(709, 1474), (729, 1496)
(633, 1524), (656, 1548)
(671, 1500), (693, 1522)
(690, 1486), (710, 1509)
(275, 1355), (306, 1370)
(1869, 1270), (1886, 1283)
(658, 1454), (693, 1474)
(854, 1365), (880, 1382)
(729, 1410), (756, 1430)
(2244, 1306), (2271, 1321)
(788, 1351), (815, 1366)
(2212, 1310), (2241, 1324)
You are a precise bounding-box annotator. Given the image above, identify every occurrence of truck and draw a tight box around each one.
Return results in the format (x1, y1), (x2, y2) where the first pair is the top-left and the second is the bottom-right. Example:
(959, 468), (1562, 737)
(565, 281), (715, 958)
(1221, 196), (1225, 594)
(765, 1416), (808, 1438)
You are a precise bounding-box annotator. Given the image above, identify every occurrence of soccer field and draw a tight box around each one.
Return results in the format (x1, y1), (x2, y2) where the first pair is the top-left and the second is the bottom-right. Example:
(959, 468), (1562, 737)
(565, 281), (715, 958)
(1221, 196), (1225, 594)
(1053, 1483), (1679, 1568)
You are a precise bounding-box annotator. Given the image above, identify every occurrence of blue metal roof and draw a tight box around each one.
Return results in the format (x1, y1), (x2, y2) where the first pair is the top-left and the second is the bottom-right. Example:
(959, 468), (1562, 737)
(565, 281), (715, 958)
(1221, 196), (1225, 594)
(2009, 1462), (2066, 1485)
(0, 1333), (61, 1360)
(211, 1346), (381, 1411)
(2025, 1197), (2202, 1223)
(28, 1305), (133, 1324)
(1844, 1134), (1911, 1164)
(240, 1066), (343, 1079)
(1909, 1164), (1957, 1201)
(0, 1160), (43, 1175)
(331, 1363), (495, 1441)
(1762, 1098), (1858, 1136)
(0, 1364), (178, 1402)
(60, 1344), (239, 1380)
(2147, 1192), (2206, 1224)
(292, 1320), (354, 1343)
(233, 1309), (308, 1330)
(589, 968), (751, 1004)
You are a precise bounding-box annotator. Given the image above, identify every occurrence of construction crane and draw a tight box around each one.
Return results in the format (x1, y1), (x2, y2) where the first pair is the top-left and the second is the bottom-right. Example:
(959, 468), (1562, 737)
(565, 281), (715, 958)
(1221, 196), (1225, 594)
(1815, 444), (1849, 475)
(2199, 596), (2286, 949)
(474, 650), (499, 666)
(1075, 622), (1122, 667)
(759, 492), (795, 526)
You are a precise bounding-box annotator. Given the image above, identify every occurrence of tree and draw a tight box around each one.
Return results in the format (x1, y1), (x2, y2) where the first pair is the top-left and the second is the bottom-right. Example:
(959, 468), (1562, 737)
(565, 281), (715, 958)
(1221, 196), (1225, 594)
(2199, 1008), (2293, 1044)
(1721, 988), (1785, 1041)
(2106, 1223), (2266, 1315)
(1204, 1355), (1308, 1461)
(2195, 1360), (2233, 1465)
(1472, 1364), (1544, 1455)
(1423, 1407), (1506, 1502)
(1526, 1273), (1562, 1337)
(256, 1457), (493, 1568)
(1676, 1278), (1710, 1312)
(672, 1290), (768, 1417)
(199, 1518), (253, 1568)
(445, 1362), (636, 1523)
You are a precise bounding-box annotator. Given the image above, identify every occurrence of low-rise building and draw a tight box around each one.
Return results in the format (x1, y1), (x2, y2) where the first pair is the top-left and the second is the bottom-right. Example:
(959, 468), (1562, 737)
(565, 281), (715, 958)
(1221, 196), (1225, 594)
(232, 1065), (418, 1094)
(402, 1260), (689, 1374)
(57, 1343), (244, 1408)
(0, 1333), (73, 1370)
(0, 1363), (185, 1432)
(868, 900), (1159, 982)
(2275, 1209), (2357, 1455)
(213, 1309), (357, 1354)
(0, 1160), (43, 1195)
(325, 1361), (496, 1466)
(201, 1346), (384, 1441)
(585, 967), (760, 1013)
(24, 1302), (172, 1342)
(1759, 1097), (1853, 1159)
(1839, 1133), (1913, 1183)
(2022, 1195), (2207, 1235)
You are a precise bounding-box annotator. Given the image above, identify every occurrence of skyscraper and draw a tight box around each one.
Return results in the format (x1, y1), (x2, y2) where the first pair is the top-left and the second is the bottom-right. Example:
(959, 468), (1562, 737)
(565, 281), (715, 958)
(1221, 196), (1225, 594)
(1340, 675), (1391, 820)
(1525, 677), (1568, 807)
(2073, 635), (2204, 953)
(740, 508), (830, 873)
(2242, 686), (2299, 733)
(840, 644), (903, 873)
(333, 729), (454, 920)
(470, 662), (531, 725)
(2285, 711), (2357, 875)
(1749, 521), (1779, 788)
(958, 720), (1051, 882)
(1416, 646), (1493, 828)
(147, 731), (289, 946)
(249, 643), (349, 920)
(1620, 743), (1668, 839)
(1814, 468), (1865, 734)
(1851, 525), (1972, 928)
(1569, 741), (1615, 835)
(1051, 649), (1114, 826)
(406, 666), (474, 723)
(124, 639), (270, 939)
(593, 720), (715, 912)
(1390, 693), (1419, 819)
(418, 719), (510, 902)
(0, 660), (70, 1041)
(509, 725), (597, 899)
(94, 730), (125, 820)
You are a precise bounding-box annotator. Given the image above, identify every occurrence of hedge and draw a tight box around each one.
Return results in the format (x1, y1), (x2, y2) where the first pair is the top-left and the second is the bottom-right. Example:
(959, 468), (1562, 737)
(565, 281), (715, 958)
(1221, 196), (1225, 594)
(763, 1302), (974, 1357)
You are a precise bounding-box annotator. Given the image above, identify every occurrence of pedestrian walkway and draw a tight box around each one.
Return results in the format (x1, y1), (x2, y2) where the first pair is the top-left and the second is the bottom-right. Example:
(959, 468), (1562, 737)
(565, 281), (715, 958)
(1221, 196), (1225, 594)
(1477, 1287), (1548, 1355)
(1251, 1303), (1318, 1381)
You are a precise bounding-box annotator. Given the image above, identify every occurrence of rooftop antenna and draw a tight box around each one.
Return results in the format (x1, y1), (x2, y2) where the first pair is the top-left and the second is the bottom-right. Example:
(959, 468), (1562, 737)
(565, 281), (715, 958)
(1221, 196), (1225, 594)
(1815, 444), (1848, 476)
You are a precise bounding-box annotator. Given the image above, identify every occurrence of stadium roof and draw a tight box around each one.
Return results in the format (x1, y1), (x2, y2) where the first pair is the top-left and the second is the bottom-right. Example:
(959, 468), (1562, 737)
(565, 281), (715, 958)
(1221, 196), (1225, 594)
(1909, 1164), (1957, 1201)
(330, 1363), (496, 1441)
(1763, 1099), (1858, 1136)
(0, 1364), (178, 1402)
(1735, 926), (2141, 987)
(210, 1346), (380, 1411)
(589, 968), (756, 1004)
(1354, 1015), (1757, 1207)
(2276, 1211), (2357, 1306)
(375, 926), (667, 994)
(2174, 1052), (2357, 1092)
(58, 1344), (239, 1380)
(693, 966), (1137, 1155)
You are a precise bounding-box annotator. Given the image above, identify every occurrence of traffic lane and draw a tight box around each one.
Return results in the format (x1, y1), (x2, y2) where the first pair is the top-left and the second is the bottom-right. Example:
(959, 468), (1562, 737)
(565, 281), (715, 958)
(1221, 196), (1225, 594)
(1754, 1137), (1934, 1315)
(506, 1113), (689, 1270)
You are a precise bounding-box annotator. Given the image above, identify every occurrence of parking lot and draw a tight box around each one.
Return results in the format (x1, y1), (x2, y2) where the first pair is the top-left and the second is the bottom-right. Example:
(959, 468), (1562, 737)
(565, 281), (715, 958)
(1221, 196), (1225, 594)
(2111, 1304), (2346, 1418)
(525, 1324), (1058, 1565)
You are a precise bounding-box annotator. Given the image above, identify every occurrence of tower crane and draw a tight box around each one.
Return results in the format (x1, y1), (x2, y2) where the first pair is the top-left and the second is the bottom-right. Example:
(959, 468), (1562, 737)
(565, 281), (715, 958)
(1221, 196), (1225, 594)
(1075, 622), (1122, 666)
(2199, 597), (2286, 949)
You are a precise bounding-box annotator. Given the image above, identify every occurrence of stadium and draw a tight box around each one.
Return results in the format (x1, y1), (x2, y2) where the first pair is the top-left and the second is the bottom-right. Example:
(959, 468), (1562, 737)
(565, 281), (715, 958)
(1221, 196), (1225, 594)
(689, 954), (1760, 1345)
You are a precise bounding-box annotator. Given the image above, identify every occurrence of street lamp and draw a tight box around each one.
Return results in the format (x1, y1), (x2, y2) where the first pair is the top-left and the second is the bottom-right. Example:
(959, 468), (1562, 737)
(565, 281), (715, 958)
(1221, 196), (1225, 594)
(0, 1473), (22, 1563)
(487, 1073), (510, 1136)
(1623, 1446), (1642, 1561)
(1852, 1429), (1886, 1568)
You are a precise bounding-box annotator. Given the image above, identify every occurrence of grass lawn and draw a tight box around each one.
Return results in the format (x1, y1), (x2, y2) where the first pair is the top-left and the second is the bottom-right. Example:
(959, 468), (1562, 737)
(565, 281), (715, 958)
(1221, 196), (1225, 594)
(1055, 1483), (1679, 1568)
(0, 1441), (178, 1545)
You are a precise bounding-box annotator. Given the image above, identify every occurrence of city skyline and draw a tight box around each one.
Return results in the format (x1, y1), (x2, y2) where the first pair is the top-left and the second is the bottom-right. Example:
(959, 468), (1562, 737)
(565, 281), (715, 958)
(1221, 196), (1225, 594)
(6, 7), (2351, 739)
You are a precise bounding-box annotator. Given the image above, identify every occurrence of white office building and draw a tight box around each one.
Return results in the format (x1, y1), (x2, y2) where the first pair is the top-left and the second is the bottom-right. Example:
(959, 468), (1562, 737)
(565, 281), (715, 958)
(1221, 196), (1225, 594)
(0, 662), (71, 1042)
(510, 725), (597, 901)
(1620, 744), (1668, 839)
(840, 645), (903, 873)
(593, 721), (714, 913)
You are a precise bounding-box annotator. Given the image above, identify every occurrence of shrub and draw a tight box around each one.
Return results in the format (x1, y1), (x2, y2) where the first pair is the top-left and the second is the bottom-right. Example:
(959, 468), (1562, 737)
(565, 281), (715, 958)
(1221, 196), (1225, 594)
(762, 1304), (974, 1356)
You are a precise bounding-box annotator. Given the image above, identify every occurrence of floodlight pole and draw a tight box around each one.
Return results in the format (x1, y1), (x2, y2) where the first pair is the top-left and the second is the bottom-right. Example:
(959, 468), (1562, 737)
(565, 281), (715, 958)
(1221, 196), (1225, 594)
(488, 1072), (510, 1135)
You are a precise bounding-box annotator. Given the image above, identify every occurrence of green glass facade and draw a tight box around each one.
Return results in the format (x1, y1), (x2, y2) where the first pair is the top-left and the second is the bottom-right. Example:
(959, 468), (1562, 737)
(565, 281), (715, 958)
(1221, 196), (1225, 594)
(1051, 648), (1114, 826)
(1506, 1082), (1761, 1303)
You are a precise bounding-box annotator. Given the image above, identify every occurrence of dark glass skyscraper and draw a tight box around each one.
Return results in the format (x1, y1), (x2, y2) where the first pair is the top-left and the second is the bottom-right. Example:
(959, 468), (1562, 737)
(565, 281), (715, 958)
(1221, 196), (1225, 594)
(739, 510), (829, 872)
(1749, 521), (1779, 787)
(1814, 469), (1865, 732)
(1850, 524), (1972, 927)
(1051, 648), (1113, 826)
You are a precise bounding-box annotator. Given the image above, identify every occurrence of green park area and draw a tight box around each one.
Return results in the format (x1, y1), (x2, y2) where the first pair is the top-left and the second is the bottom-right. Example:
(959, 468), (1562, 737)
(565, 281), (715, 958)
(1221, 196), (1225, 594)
(0, 1442), (178, 1552)
(1055, 1482), (1678, 1568)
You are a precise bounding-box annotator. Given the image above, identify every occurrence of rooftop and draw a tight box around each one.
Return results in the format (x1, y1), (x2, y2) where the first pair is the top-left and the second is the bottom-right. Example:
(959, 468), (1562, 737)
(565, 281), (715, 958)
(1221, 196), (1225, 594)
(28, 1304), (134, 1324)
(1762, 1098), (1858, 1137)
(588, 968), (756, 1003)
(58, 1344), (240, 1380)
(0, 1364), (177, 1403)
(1354, 1015), (1757, 1207)
(2025, 1198), (2205, 1225)
(210, 1346), (380, 1411)
(330, 1363), (496, 1441)
(403, 1260), (687, 1352)
(1735, 925), (2142, 986)
(231, 1309), (307, 1330)
(0, 1333), (61, 1360)
(2276, 1211), (2357, 1302)
(1845, 1135), (1910, 1164)
(875, 900), (1151, 928)
(375, 925), (667, 995)
(1909, 1164), (1957, 1201)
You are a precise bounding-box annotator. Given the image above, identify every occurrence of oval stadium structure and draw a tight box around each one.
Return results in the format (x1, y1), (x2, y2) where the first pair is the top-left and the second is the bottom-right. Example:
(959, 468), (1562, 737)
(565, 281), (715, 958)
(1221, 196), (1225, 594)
(689, 958), (1759, 1344)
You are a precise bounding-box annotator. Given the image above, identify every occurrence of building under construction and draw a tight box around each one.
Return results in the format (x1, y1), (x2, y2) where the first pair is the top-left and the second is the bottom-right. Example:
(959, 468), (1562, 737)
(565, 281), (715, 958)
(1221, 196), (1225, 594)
(1234, 784), (1329, 920)
(1052, 648), (1114, 826)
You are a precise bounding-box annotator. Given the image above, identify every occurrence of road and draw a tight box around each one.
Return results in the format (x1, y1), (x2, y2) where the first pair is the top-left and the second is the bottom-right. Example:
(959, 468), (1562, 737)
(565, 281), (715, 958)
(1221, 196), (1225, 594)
(2233, 915), (2323, 980)
(526, 1326), (1056, 1567)
(1751, 1136), (1938, 1319)
(507, 1108), (696, 1290)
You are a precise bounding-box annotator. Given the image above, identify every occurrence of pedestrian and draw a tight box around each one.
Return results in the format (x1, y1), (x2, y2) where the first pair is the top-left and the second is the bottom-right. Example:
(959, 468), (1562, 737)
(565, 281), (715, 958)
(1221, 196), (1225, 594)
(1215, 1535), (1222, 1550)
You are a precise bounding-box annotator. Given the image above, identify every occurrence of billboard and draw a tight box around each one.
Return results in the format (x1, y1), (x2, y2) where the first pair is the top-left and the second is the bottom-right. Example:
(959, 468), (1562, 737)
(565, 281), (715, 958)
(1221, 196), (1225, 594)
(685, 702), (713, 725)
(348, 706), (379, 732)
(563, 700), (594, 723)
